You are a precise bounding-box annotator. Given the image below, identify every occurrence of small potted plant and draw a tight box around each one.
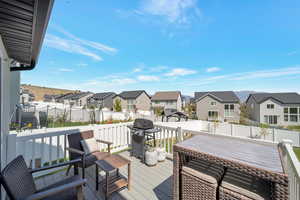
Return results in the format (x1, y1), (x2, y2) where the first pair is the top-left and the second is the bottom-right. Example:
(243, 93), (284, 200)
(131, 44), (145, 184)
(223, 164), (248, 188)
(145, 147), (158, 166)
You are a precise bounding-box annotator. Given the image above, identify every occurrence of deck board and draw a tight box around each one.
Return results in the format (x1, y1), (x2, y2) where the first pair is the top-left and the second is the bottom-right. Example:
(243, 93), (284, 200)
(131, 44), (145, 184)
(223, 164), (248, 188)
(37, 151), (172, 200)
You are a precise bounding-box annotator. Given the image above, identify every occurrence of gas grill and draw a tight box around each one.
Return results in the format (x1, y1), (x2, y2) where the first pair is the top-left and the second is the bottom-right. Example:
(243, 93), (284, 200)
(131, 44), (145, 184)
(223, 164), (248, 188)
(127, 119), (161, 163)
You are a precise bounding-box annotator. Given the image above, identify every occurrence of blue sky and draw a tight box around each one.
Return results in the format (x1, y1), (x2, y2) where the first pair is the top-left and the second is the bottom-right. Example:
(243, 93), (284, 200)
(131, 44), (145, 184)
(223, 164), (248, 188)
(22, 0), (300, 95)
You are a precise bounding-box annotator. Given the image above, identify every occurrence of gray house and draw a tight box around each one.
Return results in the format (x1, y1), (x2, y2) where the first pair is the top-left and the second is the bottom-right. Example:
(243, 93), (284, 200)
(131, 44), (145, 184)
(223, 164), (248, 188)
(113, 90), (151, 112)
(195, 91), (240, 122)
(87, 92), (116, 109)
(58, 92), (93, 107)
(246, 93), (300, 126)
(151, 91), (182, 111)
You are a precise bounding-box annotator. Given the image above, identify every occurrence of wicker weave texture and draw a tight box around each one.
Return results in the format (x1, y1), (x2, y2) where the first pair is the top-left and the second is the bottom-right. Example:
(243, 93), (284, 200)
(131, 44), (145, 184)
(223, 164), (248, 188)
(181, 170), (218, 200)
(173, 144), (289, 200)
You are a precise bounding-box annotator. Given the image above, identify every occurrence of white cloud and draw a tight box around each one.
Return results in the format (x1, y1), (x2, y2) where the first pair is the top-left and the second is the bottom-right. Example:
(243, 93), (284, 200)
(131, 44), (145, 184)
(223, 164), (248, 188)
(287, 51), (297, 56)
(58, 68), (73, 72)
(229, 67), (300, 80)
(45, 34), (103, 61)
(112, 78), (137, 85)
(150, 65), (169, 72)
(138, 75), (160, 81)
(206, 67), (221, 73)
(140, 0), (200, 24)
(164, 68), (197, 76)
(45, 26), (117, 61)
(54, 26), (117, 54)
(77, 63), (88, 67)
(133, 68), (142, 73)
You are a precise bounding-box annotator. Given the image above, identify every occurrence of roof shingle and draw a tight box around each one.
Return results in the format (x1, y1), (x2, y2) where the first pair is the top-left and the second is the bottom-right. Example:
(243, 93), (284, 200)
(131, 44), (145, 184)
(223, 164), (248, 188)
(248, 93), (300, 104)
(117, 90), (148, 99)
(151, 91), (181, 101)
(195, 91), (240, 103)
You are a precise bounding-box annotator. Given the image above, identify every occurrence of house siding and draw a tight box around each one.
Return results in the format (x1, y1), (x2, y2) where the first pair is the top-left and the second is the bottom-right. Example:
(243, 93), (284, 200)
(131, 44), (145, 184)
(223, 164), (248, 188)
(151, 95), (182, 111)
(246, 96), (260, 122)
(135, 92), (151, 111)
(196, 96), (240, 122)
(259, 100), (300, 126)
(113, 92), (151, 111)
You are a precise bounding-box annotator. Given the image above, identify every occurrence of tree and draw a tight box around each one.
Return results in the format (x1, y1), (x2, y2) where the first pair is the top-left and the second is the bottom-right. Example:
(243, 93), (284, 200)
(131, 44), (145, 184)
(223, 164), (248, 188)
(114, 99), (122, 112)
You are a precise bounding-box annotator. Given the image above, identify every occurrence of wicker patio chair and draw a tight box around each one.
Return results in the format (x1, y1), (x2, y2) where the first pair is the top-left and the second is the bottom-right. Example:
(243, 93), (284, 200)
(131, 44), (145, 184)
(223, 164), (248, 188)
(0, 155), (86, 200)
(181, 159), (224, 200)
(219, 169), (272, 200)
(66, 130), (112, 178)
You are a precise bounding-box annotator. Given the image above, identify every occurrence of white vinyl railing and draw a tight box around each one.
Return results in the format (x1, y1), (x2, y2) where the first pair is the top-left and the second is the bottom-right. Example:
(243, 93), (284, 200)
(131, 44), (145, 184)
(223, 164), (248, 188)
(281, 140), (300, 200)
(7, 123), (133, 168)
(7, 122), (184, 168)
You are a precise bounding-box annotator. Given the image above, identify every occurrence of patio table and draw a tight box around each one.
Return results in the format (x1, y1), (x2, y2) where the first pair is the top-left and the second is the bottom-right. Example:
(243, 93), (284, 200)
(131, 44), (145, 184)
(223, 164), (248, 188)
(173, 134), (289, 200)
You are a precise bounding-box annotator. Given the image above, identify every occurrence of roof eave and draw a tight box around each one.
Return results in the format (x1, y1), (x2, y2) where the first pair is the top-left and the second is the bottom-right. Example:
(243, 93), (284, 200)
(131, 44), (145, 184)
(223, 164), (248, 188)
(10, 0), (54, 71)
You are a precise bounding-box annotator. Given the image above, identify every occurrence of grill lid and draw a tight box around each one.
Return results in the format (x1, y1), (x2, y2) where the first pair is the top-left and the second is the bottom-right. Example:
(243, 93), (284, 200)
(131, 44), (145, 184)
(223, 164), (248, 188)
(133, 118), (154, 130)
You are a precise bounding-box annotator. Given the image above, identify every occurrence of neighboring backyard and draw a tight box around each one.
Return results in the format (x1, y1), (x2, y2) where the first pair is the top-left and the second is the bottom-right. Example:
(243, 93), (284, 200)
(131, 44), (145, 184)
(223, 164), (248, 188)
(294, 147), (300, 161)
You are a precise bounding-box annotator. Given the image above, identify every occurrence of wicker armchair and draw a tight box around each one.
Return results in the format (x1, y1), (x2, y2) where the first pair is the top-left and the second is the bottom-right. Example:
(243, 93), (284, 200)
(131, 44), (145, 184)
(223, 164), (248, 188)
(0, 155), (86, 200)
(66, 130), (112, 178)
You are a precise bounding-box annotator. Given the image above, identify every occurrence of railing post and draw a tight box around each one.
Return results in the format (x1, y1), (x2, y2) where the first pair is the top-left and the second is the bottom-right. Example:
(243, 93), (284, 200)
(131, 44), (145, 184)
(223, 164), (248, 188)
(7, 134), (17, 163)
(280, 139), (293, 170)
(176, 127), (183, 142)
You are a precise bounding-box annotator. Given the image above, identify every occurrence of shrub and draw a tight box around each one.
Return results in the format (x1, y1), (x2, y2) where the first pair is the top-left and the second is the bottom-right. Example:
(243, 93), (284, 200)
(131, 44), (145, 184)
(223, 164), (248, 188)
(153, 106), (164, 116)
(114, 99), (122, 112)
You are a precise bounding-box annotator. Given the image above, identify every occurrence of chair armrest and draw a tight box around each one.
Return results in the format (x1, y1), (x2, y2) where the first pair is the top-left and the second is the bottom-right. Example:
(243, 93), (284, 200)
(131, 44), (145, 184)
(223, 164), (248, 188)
(30, 158), (81, 174)
(23, 178), (86, 200)
(66, 147), (85, 155)
(96, 139), (113, 145)
(96, 139), (112, 153)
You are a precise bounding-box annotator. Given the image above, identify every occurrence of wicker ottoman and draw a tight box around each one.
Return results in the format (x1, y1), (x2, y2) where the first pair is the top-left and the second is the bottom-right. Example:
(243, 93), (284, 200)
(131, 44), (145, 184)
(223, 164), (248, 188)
(219, 169), (272, 200)
(181, 159), (224, 200)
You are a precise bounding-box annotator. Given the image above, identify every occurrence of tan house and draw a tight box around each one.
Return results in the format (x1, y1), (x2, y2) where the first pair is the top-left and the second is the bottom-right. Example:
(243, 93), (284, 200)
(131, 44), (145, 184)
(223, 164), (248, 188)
(195, 91), (240, 122)
(151, 91), (182, 111)
(113, 90), (151, 111)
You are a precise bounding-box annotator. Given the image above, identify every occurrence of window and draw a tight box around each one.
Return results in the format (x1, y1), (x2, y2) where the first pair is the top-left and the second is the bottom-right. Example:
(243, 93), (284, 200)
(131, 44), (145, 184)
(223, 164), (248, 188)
(290, 107), (298, 114)
(211, 101), (216, 106)
(127, 99), (135, 105)
(264, 115), (278, 124)
(208, 111), (218, 119)
(224, 104), (234, 117)
(251, 103), (254, 109)
(290, 115), (298, 122)
(267, 104), (274, 109)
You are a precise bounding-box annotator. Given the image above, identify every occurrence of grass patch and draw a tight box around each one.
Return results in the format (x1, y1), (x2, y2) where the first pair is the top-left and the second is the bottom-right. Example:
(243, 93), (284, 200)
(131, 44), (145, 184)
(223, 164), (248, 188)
(286, 126), (300, 132)
(293, 147), (300, 161)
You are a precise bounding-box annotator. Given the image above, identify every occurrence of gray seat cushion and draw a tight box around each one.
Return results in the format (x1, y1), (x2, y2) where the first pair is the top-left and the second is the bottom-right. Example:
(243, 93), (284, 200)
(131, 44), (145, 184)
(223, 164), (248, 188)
(221, 169), (271, 200)
(38, 175), (81, 200)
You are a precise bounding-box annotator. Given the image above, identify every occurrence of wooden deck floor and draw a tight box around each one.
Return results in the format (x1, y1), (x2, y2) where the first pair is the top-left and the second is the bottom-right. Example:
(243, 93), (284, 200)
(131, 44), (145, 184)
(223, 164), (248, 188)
(35, 151), (173, 200)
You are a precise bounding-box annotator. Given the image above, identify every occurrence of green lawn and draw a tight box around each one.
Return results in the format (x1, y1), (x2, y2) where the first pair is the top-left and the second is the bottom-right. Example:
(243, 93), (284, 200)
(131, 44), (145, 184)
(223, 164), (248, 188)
(293, 147), (300, 161)
(287, 126), (300, 132)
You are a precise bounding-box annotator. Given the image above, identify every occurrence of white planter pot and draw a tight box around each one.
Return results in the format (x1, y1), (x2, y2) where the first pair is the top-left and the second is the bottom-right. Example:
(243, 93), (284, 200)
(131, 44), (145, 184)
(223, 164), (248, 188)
(156, 148), (166, 162)
(145, 151), (158, 166)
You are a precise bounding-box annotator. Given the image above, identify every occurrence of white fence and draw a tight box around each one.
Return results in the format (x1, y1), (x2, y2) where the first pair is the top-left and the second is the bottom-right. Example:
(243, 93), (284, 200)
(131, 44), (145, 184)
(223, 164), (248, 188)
(8, 123), (133, 168)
